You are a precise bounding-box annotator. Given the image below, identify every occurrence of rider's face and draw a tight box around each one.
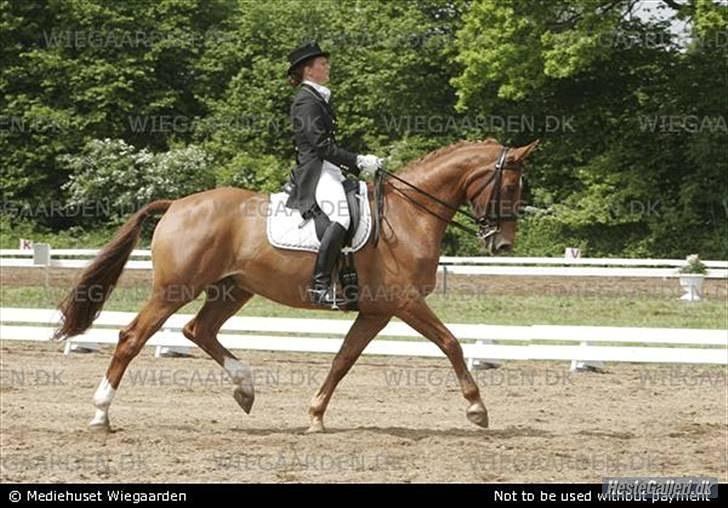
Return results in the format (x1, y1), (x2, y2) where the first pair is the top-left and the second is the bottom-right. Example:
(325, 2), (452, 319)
(303, 56), (330, 85)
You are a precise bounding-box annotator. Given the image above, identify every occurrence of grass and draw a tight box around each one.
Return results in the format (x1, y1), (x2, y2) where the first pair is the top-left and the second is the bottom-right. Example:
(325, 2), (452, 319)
(1, 285), (725, 329)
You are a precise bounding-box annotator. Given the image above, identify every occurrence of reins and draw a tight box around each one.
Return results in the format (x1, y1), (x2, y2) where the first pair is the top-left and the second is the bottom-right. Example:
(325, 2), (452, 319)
(371, 147), (512, 242)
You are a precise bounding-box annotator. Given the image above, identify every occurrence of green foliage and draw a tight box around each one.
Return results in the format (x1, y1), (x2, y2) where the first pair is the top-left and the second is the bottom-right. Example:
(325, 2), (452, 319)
(678, 254), (708, 274)
(60, 138), (214, 224)
(1, 0), (235, 198)
(196, 0), (464, 162)
(214, 151), (288, 193)
(453, 0), (727, 258)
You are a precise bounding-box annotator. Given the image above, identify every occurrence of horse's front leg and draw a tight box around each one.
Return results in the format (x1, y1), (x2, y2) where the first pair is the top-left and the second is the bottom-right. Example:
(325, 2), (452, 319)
(306, 312), (392, 433)
(396, 297), (488, 428)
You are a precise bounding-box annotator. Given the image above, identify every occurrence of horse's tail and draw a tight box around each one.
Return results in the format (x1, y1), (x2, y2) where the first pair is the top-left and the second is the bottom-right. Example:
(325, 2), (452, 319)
(53, 200), (173, 341)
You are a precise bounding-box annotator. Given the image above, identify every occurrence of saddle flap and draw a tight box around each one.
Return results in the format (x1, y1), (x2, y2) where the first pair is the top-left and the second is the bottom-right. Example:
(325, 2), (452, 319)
(266, 181), (372, 254)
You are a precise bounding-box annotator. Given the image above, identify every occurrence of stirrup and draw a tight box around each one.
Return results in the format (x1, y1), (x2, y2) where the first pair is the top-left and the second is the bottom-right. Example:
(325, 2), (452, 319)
(308, 281), (341, 310)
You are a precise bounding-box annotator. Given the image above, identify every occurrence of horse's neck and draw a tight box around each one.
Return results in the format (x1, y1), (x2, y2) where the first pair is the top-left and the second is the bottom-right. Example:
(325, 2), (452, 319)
(387, 153), (473, 246)
(397, 153), (470, 208)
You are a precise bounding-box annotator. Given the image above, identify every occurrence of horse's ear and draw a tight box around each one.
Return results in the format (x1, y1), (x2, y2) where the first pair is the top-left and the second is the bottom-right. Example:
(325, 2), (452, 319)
(510, 139), (540, 162)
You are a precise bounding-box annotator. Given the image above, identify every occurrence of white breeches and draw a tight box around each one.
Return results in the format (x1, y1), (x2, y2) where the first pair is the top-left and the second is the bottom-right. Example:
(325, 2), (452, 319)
(315, 162), (350, 230)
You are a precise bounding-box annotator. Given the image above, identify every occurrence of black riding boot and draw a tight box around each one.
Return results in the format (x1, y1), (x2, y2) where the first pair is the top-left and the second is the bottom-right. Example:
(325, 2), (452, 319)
(308, 221), (348, 307)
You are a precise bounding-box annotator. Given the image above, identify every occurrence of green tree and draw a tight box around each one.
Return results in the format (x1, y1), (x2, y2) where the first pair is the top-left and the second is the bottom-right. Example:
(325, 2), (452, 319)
(1, 0), (235, 216)
(60, 138), (215, 225)
(197, 0), (467, 188)
(451, 0), (727, 257)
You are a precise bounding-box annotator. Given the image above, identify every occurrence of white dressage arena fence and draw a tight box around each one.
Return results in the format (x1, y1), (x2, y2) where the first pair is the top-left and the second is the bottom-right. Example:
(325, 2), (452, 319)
(436, 256), (728, 278)
(1, 308), (725, 370)
(1, 248), (727, 278)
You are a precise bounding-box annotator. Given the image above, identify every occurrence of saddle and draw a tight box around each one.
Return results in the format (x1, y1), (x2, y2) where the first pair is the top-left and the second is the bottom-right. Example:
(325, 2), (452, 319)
(268, 178), (382, 311)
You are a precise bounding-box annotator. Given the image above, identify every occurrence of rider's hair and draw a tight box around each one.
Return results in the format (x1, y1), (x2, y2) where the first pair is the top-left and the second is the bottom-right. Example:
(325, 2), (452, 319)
(288, 65), (305, 87)
(287, 58), (315, 87)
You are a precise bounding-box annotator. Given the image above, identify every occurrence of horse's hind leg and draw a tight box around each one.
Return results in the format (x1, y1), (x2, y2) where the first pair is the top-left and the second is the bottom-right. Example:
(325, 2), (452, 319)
(90, 287), (193, 431)
(182, 277), (256, 414)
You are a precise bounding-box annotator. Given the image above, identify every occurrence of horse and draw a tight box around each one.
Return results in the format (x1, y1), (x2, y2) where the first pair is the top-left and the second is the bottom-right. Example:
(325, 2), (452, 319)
(54, 137), (539, 433)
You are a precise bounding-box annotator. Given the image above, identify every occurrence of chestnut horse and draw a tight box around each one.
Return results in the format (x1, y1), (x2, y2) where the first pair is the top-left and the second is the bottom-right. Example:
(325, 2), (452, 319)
(55, 138), (538, 433)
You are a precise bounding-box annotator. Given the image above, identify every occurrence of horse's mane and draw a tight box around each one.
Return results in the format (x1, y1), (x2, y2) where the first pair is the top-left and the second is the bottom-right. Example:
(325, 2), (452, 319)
(398, 137), (500, 177)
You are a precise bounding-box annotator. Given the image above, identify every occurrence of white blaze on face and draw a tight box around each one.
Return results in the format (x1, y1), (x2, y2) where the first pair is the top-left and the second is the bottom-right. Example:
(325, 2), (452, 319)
(89, 376), (115, 427)
(223, 357), (254, 393)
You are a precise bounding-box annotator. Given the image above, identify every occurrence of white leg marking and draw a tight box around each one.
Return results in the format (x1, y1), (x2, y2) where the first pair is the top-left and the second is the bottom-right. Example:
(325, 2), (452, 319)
(223, 357), (254, 393)
(89, 376), (115, 427)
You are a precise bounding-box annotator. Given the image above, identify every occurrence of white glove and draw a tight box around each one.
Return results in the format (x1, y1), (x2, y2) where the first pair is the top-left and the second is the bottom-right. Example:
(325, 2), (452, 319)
(356, 154), (382, 177)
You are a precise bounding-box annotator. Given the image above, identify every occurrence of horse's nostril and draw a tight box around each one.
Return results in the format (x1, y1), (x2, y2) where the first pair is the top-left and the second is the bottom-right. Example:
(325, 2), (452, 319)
(496, 243), (512, 253)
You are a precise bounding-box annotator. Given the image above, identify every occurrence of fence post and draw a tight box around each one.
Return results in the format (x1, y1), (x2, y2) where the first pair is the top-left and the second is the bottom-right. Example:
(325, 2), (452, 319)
(33, 243), (51, 291)
(469, 339), (502, 371)
(32, 243), (50, 266)
(442, 265), (448, 295)
(570, 341), (605, 373)
(156, 327), (193, 358)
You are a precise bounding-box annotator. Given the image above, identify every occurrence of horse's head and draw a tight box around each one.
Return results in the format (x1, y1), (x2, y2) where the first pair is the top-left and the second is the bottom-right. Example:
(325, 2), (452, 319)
(466, 140), (539, 255)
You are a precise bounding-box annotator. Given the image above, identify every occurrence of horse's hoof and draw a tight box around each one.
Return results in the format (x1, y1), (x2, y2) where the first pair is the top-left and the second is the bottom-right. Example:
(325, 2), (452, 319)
(466, 402), (489, 428)
(305, 419), (325, 434)
(88, 419), (111, 432)
(233, 386), (255, 414)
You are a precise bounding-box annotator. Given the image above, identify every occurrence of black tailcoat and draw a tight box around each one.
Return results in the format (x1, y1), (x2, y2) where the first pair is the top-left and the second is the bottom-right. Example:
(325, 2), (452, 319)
(285, 83), (360, 213)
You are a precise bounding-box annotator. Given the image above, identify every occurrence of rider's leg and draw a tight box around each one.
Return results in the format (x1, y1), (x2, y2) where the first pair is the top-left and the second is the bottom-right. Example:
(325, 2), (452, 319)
(310, 165), (350, 305)
(315, 164), (350, 230)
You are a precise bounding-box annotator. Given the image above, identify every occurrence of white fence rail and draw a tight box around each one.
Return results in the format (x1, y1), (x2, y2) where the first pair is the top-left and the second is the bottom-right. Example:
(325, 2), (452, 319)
(1, 308), (725, 367)
(437, 256), (727, 278)
(1, 248), (726, 278)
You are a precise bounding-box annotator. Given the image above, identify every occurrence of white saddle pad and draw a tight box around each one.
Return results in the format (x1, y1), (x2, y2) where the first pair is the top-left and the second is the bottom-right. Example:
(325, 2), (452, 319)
(266, 181), (372, 253)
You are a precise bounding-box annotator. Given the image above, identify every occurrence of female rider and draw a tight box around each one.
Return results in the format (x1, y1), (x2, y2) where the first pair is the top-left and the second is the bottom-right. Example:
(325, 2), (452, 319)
(285, 41), (381, 306)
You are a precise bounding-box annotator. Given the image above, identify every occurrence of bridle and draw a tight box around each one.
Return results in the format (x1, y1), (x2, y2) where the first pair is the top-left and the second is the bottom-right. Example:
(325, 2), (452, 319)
(471, 146), (524, 241)
(377, 146), (523, 242)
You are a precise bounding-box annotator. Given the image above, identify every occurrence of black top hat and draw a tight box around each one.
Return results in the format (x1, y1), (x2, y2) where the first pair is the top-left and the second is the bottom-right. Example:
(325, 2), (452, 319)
(287, 41), (329, 76)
